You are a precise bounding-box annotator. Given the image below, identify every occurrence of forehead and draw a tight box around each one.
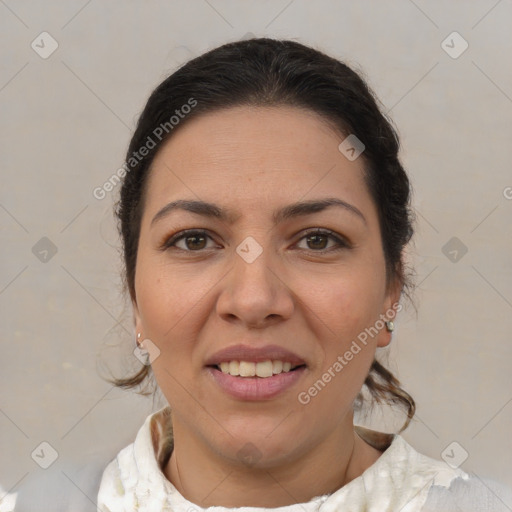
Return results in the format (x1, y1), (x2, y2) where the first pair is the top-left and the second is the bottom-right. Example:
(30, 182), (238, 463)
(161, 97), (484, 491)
(142, 105), (374, 223)
(151, 105), (343, 168)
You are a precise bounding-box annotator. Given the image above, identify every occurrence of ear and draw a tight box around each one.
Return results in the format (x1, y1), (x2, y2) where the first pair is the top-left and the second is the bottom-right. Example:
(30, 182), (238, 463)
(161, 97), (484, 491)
(376, 277), (403, 349)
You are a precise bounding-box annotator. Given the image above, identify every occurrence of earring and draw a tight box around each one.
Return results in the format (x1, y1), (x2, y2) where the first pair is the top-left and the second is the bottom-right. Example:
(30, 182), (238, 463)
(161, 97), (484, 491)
(385, 321), (394, 332)
(136, 332), (142, 347)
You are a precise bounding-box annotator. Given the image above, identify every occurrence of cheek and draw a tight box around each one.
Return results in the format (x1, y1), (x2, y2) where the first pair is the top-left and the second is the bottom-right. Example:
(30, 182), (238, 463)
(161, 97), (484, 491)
(302, 279), (380, 413)
(306, 265), (385, 389)
(134, 264), (200, 386)
(314, 265), (386, 335)
(135, 258), (214, 335)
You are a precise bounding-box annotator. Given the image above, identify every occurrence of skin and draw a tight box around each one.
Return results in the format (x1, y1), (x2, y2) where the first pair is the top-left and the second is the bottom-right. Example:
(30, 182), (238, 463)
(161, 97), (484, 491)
(132, 105), (402, 507)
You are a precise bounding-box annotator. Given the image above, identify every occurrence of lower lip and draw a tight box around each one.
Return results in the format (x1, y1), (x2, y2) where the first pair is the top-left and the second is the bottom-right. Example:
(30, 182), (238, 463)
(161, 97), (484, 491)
(206, 366), (307, 401)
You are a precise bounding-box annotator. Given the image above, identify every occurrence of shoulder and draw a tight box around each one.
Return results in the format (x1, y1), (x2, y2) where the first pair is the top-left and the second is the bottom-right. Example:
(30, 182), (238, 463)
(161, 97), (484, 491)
(332, 430), (473, 510)
(421, 473), (512, 511)
(0, 483), (17, 512)
(96, 406), (174, 512)
(393, 436), (470, 488)
(376, 435), (512, 511)
(96, 442), (137, 511)
(356, 427), (470, 488)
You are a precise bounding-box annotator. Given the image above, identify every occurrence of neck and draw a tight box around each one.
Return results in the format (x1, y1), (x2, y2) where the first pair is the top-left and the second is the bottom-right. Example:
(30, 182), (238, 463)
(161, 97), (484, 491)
(164, 414), (383, 508)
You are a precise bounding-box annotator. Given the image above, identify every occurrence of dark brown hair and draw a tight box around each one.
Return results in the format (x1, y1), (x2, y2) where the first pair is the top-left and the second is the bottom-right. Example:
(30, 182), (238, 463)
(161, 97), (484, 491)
(109, 37), (416, 432)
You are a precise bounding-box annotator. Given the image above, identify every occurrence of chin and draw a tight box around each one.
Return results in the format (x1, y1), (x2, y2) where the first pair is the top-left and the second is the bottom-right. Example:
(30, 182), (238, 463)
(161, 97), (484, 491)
(212, 425), (303, 469)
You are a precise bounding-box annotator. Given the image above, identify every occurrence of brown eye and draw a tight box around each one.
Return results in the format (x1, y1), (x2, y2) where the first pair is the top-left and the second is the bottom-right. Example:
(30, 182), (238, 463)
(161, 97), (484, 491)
(296, 229), (348, 252)
(306, 233), (329, 250)
(183, 234), (208, 250)
(163, 230), (216, 251)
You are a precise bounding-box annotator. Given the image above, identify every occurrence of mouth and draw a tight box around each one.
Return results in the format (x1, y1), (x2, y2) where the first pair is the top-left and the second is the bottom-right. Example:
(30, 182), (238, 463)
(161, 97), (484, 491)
(203, 344), (308, 400)
(207, 360), (307, 378)
(205, 361), (308, 400)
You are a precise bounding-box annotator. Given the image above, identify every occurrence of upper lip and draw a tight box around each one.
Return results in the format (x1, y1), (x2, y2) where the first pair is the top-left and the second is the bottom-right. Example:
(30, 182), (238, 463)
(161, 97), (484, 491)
(205, 344), (306, 367)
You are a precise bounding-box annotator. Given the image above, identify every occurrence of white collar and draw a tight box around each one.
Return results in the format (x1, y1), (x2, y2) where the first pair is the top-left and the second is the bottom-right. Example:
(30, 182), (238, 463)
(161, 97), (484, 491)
(97, 405), (469, 512)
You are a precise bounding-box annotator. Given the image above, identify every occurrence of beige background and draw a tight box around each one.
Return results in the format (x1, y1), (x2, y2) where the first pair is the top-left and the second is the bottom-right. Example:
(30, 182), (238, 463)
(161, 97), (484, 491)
(1, 0), (511, 510)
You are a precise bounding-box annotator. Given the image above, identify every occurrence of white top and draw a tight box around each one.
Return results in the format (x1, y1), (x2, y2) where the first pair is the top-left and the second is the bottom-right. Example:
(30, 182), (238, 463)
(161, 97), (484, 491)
(0, 486), (16, 512)
(96, 406), (512, 512)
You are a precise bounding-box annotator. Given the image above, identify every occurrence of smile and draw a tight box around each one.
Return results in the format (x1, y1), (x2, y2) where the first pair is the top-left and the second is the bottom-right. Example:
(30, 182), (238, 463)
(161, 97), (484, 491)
(206, 364), (307, 400)
(215, 360), (305, 378)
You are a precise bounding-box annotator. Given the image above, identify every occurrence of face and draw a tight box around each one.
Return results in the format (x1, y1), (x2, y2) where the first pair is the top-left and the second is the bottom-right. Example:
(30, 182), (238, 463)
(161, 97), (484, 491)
(132, 105), (400, 468)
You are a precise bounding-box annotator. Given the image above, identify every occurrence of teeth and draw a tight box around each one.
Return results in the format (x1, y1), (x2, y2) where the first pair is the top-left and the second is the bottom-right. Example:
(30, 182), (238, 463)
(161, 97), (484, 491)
(228, 361), (239, 376)
(239, 361), (256, 377)
(272, 360), (283, 373)
(217, 360), (300, 378)
(256, 361), (273, 378)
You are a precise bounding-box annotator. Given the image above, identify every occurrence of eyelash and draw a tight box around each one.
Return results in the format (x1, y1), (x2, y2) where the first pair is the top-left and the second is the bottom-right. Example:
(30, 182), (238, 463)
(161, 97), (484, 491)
(161, 228), (350, 254)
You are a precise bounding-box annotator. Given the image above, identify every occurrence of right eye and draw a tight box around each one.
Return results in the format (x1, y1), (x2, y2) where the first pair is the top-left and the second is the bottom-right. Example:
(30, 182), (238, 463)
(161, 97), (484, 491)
(162, 229), (219, 252)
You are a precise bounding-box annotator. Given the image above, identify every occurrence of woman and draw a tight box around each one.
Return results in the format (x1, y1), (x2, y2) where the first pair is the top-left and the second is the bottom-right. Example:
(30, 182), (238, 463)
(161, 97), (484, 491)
(97, 38), (511, 511)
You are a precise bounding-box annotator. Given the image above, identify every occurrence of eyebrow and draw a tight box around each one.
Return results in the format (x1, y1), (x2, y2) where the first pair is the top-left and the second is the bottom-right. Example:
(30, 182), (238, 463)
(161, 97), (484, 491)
(150, 197), (367, 227)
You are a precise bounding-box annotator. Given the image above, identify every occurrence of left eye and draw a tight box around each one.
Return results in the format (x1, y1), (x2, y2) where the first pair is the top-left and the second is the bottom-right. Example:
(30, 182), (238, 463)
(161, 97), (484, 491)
(295, 229), (348, 251)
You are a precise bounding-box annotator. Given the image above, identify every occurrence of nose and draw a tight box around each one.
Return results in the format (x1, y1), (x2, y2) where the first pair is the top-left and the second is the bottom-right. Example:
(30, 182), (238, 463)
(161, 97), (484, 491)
(215, 239), (295, 329)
